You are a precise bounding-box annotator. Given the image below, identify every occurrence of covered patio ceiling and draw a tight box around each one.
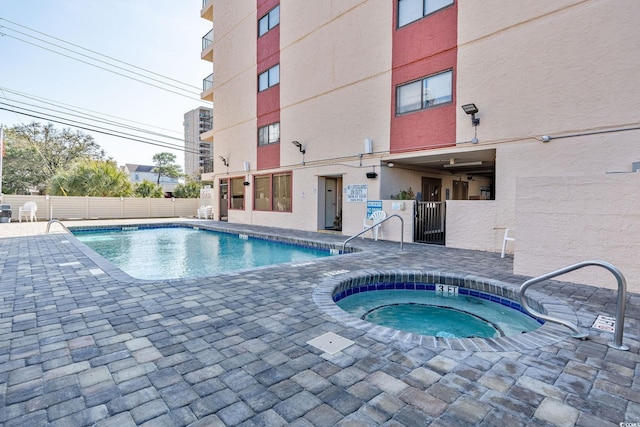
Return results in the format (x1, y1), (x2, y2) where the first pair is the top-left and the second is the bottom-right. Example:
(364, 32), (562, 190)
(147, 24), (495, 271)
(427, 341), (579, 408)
(383, 148), (496, 177)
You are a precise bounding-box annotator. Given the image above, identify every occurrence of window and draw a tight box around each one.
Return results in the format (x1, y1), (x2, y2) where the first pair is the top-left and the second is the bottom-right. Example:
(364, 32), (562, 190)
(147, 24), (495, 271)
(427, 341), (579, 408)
(258, 5), (280, 36)
(258, 122), (280, 146)
(254, 172), (292, 211)
(396, 70), (452, 114)
(258, 64), (280, 91)
(398, 0), (453, 27)
(273, 173), (291, 211)
(230, 178), (245, 209)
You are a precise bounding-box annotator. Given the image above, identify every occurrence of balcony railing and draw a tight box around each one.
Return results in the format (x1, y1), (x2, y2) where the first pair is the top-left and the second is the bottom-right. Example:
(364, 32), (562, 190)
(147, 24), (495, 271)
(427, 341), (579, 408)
(202, 29), (213, 50)
(202, 0), (212, 8)
(203, 73), (214, 91)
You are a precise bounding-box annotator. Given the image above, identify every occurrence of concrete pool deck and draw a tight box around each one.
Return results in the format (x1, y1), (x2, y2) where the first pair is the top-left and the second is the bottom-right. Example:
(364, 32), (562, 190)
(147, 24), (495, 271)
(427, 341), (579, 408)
(0, 218), (638, 426)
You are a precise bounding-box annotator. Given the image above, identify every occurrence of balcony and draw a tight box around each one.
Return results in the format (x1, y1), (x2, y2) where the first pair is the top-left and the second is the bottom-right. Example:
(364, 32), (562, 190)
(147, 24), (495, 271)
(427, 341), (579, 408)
(200, 128), (214, 142)
(201, 0), (213, 21)
(201, 29), (214, 62)
(201, 73), (214, 102)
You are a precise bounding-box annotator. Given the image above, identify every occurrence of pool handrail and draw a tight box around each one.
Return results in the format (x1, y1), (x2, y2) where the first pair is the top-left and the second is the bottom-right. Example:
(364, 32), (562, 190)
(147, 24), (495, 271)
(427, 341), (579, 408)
(46, 219), (72, 234)
(342, 214), (403, 252)
(519, 260), (628, 350)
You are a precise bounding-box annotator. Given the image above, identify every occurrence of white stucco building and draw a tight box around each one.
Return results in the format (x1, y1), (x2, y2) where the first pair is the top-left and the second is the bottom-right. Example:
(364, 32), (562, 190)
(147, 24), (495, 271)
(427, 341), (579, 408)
(197, 0), (640, 290)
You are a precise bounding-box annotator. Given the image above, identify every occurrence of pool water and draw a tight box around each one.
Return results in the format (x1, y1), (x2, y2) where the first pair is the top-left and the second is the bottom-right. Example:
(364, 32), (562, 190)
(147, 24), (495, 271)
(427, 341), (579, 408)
(336, 289), (541, 338)
(74, 226), (331, 280)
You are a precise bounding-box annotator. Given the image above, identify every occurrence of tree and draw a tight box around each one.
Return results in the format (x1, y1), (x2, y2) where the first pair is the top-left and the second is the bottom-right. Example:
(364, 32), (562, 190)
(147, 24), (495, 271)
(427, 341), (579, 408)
(152, 152), (182, 185)
(1, 122), (107, 194)
(48, 159), (133, 197)
(134, 180), (164, 198)
(173, 181), (201, 198)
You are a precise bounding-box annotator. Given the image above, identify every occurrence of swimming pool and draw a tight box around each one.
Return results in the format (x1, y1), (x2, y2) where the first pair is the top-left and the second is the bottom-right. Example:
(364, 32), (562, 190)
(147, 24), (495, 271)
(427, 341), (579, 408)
(73, 225), (332, 280)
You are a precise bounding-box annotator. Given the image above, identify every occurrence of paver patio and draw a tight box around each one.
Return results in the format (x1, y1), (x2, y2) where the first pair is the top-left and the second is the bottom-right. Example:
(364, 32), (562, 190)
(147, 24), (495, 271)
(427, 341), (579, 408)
(0, 219), (638, 426)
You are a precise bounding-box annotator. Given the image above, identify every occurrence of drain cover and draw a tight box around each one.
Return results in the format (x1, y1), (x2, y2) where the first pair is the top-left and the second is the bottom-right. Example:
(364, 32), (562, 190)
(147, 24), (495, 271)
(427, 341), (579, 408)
(592, 314), (616, 332)
(307, 332), (354, 354)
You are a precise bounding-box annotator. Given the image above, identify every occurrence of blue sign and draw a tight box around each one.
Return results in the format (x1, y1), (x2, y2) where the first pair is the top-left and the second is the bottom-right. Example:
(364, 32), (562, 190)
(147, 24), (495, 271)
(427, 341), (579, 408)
(366, 200), (383, 217)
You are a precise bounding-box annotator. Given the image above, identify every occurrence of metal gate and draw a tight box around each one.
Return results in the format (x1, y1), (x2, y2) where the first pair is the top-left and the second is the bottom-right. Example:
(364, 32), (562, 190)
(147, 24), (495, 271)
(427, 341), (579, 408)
(414, 202), (446, 245)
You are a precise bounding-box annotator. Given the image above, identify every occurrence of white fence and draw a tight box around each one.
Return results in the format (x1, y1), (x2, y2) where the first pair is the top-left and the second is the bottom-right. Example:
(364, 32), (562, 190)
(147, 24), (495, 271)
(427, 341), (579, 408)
(0, 195), (201, 221)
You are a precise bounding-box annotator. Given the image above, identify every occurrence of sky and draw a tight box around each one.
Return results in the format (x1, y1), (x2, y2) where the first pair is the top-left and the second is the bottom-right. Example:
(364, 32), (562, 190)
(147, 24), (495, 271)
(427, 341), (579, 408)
(0, 0), (212, 168)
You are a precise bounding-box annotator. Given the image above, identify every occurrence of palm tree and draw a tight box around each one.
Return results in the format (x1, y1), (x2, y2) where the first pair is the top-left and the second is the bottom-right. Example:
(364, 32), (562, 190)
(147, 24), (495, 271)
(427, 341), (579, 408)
(134, 180), (164, 198)
(48, 159), (133, 197)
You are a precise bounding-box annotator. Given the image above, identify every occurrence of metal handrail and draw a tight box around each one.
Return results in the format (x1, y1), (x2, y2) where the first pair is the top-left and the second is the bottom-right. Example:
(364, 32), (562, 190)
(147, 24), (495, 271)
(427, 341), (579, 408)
(46, 219), (71, 234)
(519, 260), (628, 351)
(342, 214), (404, 252)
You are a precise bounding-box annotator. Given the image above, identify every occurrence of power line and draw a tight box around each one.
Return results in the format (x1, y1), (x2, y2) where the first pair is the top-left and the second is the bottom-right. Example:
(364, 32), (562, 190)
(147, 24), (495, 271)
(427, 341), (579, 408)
(0, 105), (208, 157)
(0, 86), (184, 135)
(0, 25), (201, 96)
(1, 96), (189, 145)
(0, 32), (204, 101)
(0, 17), (202, 91)
(0, 87), (214, 163)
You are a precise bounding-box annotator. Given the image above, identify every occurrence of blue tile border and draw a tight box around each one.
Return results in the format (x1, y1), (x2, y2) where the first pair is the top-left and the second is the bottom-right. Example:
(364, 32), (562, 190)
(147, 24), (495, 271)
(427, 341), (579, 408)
(331, 281), (545, 325)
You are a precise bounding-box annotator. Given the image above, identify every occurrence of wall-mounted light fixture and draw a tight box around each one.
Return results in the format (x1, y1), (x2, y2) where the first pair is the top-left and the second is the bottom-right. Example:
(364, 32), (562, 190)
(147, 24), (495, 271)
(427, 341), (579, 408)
(291, 140), (305, 154)
(291, 141), (306, 165)
(219, 156), (229, 174)
(461, 103), (480, 126)
(443, 160), (483, 168)
(366, 166), (378, 179)
(243, 181), (250, 186)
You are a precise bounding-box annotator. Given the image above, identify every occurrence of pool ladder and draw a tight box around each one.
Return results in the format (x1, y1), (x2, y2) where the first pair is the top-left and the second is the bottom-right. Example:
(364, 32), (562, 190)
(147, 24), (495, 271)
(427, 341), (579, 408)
(519, 260), (629, 351)
(46, 219), (72, 234)
(342, 214), (404, 252)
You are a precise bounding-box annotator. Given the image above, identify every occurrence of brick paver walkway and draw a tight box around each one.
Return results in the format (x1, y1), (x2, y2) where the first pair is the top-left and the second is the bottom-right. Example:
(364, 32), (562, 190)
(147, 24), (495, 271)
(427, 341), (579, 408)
(0, 219), (638, 426)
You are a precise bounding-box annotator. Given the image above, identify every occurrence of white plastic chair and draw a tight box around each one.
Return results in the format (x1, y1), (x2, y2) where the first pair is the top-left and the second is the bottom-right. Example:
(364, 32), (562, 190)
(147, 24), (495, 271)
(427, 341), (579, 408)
(501, 228), (515, 258)
(18, 201), (38, 222)
(197, 205), (213, 219)
(362, 210), (387, 241)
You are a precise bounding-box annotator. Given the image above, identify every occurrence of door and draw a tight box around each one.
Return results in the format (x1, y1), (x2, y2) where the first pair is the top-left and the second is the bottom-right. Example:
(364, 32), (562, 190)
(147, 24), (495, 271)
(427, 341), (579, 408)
(452, 180), (469, 200)
(415, 177), (445, 244)
(421, 177), (442, 202)
(219, 180), (228, 221)
(325, 178), (337, 229)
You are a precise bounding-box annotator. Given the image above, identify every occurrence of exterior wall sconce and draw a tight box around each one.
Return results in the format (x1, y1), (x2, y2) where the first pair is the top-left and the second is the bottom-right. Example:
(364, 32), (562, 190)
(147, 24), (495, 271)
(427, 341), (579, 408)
(218, 156), (229, 174)
(462, 103), (480, 126)
(243, 181), (250, 186)
(291, 140), (305, 154)
(291, 141), (305, 165)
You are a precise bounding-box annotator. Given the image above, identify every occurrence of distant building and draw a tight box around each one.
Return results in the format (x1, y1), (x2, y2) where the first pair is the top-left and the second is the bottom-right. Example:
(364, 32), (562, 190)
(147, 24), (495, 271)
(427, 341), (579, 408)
(183, 107), (213, 180)
(122, 164), (180, 196)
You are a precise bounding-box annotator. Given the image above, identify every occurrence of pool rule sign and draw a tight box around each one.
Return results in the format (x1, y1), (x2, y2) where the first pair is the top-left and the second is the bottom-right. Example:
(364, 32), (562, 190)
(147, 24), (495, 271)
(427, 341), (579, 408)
(346, 184), (367, 202)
